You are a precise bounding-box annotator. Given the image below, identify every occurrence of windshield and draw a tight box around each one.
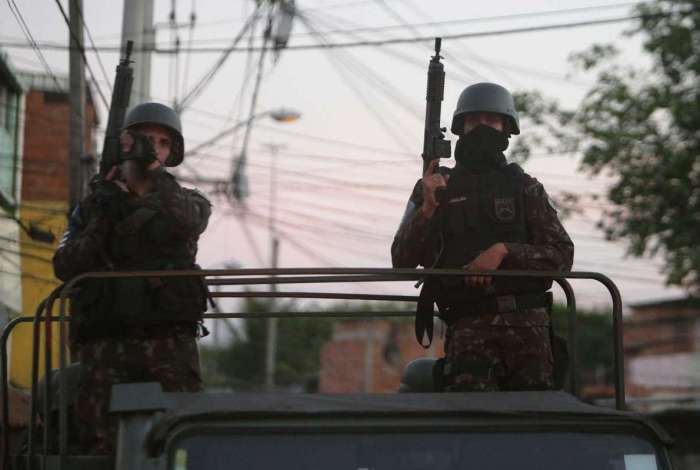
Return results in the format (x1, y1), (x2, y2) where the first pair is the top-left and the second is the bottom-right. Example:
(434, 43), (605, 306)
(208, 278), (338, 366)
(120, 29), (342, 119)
(170, 431), (662, 470)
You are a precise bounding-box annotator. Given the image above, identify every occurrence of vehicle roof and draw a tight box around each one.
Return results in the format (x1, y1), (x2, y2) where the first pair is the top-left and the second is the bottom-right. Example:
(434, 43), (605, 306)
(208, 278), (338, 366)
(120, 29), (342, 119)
(120, 389), (672, 455)
(157, 390), (623, 415)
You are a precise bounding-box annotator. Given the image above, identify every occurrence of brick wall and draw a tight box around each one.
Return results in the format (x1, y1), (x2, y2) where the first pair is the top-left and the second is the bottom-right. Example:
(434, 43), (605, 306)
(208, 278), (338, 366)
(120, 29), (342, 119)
(319, 320), (444, 393)
(21, 89), (98, 202)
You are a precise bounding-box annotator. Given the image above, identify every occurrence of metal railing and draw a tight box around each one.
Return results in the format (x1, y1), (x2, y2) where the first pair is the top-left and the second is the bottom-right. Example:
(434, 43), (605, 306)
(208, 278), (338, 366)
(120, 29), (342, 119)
(1, 267), (624, 470)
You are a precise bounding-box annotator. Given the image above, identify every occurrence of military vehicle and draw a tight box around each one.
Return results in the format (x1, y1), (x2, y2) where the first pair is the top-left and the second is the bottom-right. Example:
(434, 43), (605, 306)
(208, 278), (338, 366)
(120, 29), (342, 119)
(0, 267), (676, 469)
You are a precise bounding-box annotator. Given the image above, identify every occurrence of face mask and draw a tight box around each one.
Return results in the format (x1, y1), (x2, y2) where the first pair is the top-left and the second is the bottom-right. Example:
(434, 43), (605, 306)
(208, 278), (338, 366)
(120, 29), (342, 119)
(454, 125), (509, 172)
(460, 124), (509, 153)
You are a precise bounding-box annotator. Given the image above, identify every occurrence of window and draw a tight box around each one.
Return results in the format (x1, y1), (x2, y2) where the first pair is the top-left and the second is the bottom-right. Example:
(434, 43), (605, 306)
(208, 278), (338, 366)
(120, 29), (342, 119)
(170, 430), (663, 470)
(0, 81), (19, 208)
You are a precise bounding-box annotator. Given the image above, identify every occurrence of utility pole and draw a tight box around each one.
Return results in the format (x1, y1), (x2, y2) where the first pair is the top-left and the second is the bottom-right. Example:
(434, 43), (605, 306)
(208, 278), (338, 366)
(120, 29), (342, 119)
(120, 0), (154, 104)
(264, 143), (284, 390)
(68, 0), (85, 210)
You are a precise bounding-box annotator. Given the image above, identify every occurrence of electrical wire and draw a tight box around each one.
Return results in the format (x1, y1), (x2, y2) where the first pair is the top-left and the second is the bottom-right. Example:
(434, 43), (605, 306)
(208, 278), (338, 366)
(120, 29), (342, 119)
(52, 0), (110, 108)
(0, 11), (663, 53)
(295, 11), (415, 153)
(73, 0), (113, 91)
(178, 5), (262, 112)
(5, 0), (64, 91)
(179, 0), (198, 102)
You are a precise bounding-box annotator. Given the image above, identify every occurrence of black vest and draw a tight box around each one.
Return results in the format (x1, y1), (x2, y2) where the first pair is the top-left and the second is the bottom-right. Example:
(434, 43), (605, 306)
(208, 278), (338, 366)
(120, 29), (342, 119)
(71, 203), (207, 342)
(436, 162), (549, 300)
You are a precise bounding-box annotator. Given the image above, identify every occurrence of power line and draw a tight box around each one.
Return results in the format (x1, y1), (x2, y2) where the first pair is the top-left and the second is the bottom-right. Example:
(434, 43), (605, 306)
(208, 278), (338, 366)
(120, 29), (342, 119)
(177, 6), (262, 112)
(310, 1), (642, 36)
(0, 12), (663, 53)
(4, 0), (64, 91)
(74, 0), (113, 90)
(52, 0), (110, 108)
(295, 11), (416, 152)
(86, 1), (643, 44)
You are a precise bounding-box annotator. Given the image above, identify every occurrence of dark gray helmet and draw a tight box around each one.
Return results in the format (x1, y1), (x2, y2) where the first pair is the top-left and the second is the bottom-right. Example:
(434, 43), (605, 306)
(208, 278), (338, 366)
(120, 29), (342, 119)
(451, 82), (520, 136)
(398, 358), (436, 393)
(124, 102), (185, 167)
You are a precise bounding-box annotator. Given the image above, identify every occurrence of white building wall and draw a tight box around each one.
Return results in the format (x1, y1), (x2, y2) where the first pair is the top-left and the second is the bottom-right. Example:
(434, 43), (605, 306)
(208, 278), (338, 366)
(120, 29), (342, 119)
(630, 353), (695, 389)
(0, 217), (21, 324)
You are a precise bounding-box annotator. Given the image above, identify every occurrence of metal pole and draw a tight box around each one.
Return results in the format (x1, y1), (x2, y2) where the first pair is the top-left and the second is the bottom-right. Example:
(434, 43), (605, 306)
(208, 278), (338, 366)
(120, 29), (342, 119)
(68, 0), (86, 210)
(264, 238), (279, 389)
(120, 0), (154, 104)
(231, 9), (272, 201)
(264, 143), (281, 389)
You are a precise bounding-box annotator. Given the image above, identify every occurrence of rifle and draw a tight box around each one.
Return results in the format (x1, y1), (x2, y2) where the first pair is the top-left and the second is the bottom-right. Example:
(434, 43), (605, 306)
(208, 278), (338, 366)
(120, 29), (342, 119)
(99, 40), (134, 176)
(415, 38), (451, 348)
(421, 37), (451, 173)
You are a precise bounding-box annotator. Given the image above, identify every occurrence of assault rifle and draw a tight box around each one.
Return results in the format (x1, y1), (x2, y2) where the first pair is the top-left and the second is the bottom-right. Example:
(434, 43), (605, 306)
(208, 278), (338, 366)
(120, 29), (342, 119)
(421, 38), (451, 173)
(415, 38), (451, 348)
(99, 40), (134, 176)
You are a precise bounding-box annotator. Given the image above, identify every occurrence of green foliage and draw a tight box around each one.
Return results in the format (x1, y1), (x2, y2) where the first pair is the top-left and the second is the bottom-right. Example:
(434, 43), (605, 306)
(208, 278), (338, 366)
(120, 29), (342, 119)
(201, 299), (414, 391)
(572, 1), (700, 290)
(516, 1), (700, 291)
(551, 303), (613, 385)
(202, 298), (334, 391)
(510, 90), (577, 164)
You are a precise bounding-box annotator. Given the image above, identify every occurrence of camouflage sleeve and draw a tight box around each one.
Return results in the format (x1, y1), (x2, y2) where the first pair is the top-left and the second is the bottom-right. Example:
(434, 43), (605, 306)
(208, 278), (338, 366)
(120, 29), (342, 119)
(391, 179), (435, 268)
(502, 177), (574, 271)
(145, 172), (212, 239)
(52, 200), (112, 281)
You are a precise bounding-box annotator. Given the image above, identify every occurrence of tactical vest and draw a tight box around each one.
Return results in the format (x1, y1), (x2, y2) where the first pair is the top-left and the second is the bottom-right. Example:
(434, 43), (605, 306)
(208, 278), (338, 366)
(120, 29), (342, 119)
(71, 203), (207, 342)
(436, 162), (550, 302)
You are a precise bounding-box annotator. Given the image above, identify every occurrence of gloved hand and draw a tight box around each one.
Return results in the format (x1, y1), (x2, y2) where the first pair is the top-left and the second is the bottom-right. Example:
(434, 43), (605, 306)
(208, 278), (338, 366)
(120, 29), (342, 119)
(118, 130), (157, 166)
(90, 175), (126, 220)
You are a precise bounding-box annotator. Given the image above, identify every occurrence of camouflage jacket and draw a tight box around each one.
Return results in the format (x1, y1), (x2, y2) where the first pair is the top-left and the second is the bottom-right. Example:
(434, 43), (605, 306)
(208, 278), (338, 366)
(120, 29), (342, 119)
(391, 167), (574, 273)
(53, 171), (211, 281)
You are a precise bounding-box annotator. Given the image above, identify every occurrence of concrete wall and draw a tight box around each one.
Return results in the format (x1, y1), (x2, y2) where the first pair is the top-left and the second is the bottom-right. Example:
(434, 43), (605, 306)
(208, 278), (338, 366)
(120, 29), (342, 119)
(624, 302), (700, 397)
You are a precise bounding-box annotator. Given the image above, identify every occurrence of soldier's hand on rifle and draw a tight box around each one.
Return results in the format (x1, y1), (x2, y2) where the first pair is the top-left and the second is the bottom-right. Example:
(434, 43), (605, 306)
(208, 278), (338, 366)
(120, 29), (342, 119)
(119, 130), (157, 196)
(420, 159), (449, 218)
(92, 169), (127, 220)
(463, 243), (508, 287)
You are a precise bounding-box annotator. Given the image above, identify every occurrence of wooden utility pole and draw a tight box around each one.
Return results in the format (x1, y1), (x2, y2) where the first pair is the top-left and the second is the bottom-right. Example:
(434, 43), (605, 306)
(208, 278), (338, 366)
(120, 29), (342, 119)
(68, 0), (86, 210)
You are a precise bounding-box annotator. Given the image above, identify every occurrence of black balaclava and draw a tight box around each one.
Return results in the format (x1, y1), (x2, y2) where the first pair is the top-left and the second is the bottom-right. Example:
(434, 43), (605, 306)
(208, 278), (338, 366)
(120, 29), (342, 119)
(454, 124), (509, 173)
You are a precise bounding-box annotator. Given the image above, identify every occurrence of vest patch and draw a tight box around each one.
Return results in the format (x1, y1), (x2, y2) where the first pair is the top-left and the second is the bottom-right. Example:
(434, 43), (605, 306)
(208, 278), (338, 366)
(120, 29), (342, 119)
(494, 197), (516, 222)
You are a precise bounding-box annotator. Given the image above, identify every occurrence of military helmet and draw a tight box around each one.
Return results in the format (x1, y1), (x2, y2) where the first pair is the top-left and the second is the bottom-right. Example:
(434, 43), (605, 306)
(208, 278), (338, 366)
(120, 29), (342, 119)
(123, 102), (185, 167)
(398, 358), (436, 393)
(451, 82), (520, 136)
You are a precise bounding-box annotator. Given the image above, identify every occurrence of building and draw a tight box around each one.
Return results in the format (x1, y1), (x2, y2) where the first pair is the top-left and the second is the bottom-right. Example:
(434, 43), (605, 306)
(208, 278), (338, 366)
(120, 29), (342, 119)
(625, 297), (700, 402)
(0, 52), (24, 332)
(319, 319), (444, 393)
(8, 71), (99, 388)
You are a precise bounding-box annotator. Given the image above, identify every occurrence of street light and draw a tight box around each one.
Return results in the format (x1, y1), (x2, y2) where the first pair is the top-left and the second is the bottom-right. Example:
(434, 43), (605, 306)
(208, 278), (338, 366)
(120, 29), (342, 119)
(229, 107), (300, 202)
(185, 107), (301, 157)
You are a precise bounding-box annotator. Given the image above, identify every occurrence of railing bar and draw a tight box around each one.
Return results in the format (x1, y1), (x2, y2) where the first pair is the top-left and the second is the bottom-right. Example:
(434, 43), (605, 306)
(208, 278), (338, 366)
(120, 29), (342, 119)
(203, 311), (416, 319)
(1, 317), (35, 470)
(213, 292), (418, 302)
(205, 275), (412, 286)
(554, 279), (577, 396)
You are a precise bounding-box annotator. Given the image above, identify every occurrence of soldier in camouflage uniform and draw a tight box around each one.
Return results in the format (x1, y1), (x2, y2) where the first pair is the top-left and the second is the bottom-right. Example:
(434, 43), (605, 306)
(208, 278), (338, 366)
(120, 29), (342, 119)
(392, 83), (573, 392)
(53, 102), (211, 454)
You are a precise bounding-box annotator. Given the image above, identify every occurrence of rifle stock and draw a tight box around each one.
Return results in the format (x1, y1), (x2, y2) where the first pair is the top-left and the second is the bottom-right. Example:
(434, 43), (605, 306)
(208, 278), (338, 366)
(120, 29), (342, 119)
(99, 40), (134, 176)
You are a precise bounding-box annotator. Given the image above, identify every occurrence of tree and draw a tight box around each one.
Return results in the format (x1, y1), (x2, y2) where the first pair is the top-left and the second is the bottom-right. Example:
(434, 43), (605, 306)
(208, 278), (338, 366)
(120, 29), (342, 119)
(551, 304), (613, 388)
(549, 1), (700, 291)
(201, 297), (334, 391)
